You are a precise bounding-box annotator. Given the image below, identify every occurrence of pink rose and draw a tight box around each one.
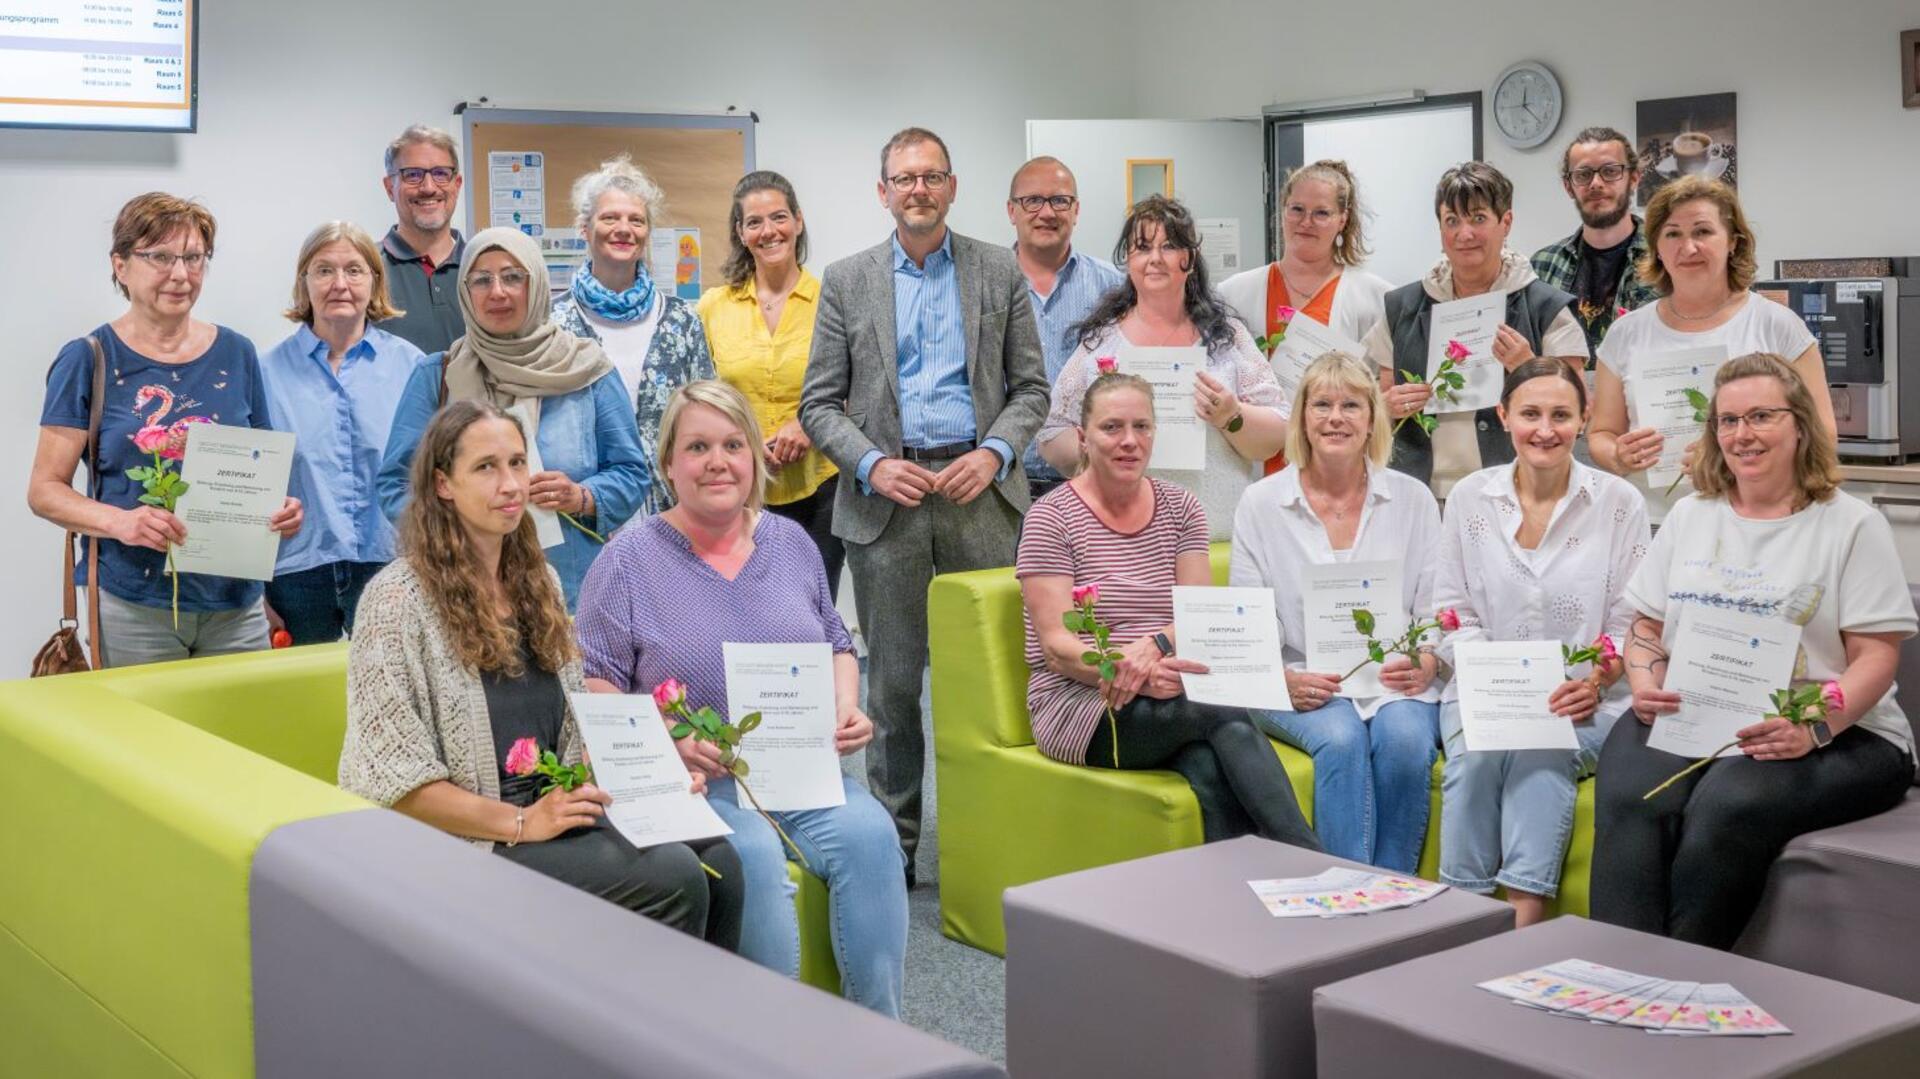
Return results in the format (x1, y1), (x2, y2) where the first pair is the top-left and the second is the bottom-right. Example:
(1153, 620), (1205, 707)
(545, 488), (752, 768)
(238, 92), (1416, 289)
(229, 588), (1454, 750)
(652, 678), (688, 714)
(1821, 681), (1845, 713)
(1616, 306), (1629, 318)
(1095, 355), (1118, 375)
(504, 737), (540, 777)
(1071, 583), (1100, 607)
(1597, 634), (1619, 663)
(1274, 305), (1297, 324)
(1437, 608), (1462, 632)
(1444, 339), (1469, 362)
(132, 425), (170, 454)
(161, 416), (211, 461)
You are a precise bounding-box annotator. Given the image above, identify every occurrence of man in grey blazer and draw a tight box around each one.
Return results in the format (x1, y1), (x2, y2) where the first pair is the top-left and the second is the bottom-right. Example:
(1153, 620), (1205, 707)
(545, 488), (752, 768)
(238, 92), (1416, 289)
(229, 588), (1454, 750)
(801, 127), (1050, 883)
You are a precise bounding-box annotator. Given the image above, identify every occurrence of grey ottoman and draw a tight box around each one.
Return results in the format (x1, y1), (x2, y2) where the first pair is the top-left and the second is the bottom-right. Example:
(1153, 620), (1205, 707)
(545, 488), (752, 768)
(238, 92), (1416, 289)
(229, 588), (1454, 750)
(1314, 915), (1920, 1078)
(1004, 836), (1513, 1078)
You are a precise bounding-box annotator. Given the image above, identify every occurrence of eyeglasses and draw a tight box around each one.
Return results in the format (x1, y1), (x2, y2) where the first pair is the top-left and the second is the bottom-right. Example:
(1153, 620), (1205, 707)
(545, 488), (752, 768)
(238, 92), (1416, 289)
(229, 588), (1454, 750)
(1283, 204), (1340, 226)
(392, 166), (458, 187)
(1566, 163), (1630, 187)
(1714, 407), (1793, 433)
(307, 264), (370, 284)
(130, 249), (210, 273)
(1013, 194), (1077, 213)
(886, 170), (951, 192)
(465, 270), (531, 292)
(1307, 400), (1369, 419)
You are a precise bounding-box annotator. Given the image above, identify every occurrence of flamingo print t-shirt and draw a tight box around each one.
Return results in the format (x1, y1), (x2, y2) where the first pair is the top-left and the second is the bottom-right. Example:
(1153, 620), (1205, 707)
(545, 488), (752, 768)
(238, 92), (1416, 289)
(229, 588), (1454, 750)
(42, 324), (274, 611)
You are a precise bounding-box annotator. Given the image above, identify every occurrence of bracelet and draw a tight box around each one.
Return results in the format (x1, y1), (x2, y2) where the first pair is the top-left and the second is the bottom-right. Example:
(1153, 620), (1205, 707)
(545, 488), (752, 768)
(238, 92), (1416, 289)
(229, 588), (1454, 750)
(508, 807), (525, 847)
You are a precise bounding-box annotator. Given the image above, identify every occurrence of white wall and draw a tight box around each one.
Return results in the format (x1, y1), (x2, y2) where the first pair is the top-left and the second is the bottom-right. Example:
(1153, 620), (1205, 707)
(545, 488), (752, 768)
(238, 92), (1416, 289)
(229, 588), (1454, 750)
(0, 0), (1139, 664)
(1298, 105), (1477, 287)
(1131, 0), (1920, 280)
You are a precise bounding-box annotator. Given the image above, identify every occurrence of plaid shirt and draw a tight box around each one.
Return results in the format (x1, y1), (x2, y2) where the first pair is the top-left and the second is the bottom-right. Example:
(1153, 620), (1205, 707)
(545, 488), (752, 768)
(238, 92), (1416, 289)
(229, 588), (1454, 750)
(1531, 218), (1660, 363)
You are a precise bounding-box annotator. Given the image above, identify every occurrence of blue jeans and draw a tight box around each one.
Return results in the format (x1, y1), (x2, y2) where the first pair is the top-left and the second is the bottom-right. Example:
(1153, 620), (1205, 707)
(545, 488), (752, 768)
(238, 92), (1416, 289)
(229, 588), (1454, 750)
(265, 560), (386, 645)
(1439, 700), (1620, 897)
(707, 774), (908, 1018)
(1254, 697), (1439, 872)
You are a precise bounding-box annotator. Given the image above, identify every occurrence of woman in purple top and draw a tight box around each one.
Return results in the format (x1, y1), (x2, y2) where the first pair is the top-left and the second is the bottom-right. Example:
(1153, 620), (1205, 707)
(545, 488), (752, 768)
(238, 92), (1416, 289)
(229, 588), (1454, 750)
(577, 380), (908, 1017)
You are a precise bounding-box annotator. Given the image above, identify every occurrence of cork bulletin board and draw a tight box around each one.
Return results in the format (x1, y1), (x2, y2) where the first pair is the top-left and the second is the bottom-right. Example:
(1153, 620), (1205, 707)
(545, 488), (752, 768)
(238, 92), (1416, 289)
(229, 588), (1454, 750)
(458, 106), (756, 293)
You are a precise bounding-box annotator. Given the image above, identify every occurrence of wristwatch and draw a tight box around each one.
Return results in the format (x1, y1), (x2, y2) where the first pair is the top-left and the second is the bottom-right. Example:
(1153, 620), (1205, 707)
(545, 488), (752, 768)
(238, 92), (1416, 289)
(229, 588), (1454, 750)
(1225, 412), (1245, 433)
(1152, 632), (1175, 657)
(1809, 720), (1834, 750)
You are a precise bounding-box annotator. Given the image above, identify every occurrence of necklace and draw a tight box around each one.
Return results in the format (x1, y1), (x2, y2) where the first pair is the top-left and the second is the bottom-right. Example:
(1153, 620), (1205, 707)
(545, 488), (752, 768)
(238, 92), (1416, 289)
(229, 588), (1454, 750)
(1665, 292), (1742, 322)
(1303, 473), (1364, 524)
(1127, 311), (1195, 346)
(1281, 266), (1333, 303)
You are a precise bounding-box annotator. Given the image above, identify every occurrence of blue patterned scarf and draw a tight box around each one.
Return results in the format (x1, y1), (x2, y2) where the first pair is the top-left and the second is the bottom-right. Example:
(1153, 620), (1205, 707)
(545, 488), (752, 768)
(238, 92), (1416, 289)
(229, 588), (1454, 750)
(571, 259), (656, 323)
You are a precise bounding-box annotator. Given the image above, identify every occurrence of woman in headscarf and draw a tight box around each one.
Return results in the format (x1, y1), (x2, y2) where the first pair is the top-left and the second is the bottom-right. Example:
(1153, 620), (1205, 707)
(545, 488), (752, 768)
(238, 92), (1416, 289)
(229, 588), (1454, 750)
(378, 226), (651, 608)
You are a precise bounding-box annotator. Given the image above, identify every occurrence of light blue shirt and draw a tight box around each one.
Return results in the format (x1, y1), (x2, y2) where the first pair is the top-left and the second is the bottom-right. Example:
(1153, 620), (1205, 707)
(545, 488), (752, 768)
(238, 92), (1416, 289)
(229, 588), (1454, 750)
(1019, 246), (1125, 482)
(376, 357), (652, 609)
(855, 231), (1013, 491)
(261, 324), (423, 576)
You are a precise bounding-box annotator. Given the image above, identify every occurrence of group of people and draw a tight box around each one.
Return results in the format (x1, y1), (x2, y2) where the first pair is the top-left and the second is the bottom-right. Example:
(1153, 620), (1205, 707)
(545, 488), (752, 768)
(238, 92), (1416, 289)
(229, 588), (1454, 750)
(27, 116), (1913, 1004)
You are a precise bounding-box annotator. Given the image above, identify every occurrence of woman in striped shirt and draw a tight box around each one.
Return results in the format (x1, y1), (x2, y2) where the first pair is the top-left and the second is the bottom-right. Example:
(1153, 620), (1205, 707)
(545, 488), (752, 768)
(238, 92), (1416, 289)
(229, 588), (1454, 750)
(1017, 371), (1319, 848)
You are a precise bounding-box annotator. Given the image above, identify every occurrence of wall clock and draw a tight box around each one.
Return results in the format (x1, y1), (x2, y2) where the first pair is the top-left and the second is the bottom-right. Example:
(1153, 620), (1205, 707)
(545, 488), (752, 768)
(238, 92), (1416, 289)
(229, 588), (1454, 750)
(1491, 61), (1563, 150)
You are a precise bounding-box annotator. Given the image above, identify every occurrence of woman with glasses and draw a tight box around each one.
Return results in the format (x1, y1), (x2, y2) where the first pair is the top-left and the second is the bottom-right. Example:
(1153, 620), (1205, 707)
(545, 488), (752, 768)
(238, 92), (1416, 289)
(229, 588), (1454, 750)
(377, 227), (651, 609)
(260, 222), (424, 644)
(552, 155), (714, 516)
(1230, 352), (1443, 873)
(30, 192), (304, 667)
(1219, 160), (1389, 474)
(1035, 195), (1286, 539)
(1587, 176), (1835, 522)
(1592, 353), (1915, 949)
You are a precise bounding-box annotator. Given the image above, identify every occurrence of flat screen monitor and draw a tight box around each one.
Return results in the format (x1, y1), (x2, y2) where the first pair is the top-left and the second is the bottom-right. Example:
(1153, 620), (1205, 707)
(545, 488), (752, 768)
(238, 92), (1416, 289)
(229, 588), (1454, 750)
(0, 1), (197, 132)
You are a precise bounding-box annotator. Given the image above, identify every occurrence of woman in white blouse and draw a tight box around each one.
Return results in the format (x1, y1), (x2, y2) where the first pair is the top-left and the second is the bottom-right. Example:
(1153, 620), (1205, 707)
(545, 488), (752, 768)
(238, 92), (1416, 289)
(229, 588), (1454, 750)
(1230, 352), (1442, 872)
(1433, 358), (1650, 926)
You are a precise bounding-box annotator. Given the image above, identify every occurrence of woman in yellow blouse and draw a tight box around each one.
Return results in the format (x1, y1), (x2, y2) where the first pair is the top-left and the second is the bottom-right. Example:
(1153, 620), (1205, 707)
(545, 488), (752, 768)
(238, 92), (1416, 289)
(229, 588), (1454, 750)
(697, 171), (842, 596)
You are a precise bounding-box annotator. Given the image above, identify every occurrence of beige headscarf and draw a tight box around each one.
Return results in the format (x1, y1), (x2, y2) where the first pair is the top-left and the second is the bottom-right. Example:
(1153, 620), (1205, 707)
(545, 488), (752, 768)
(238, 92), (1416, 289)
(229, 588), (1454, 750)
(442, 227), (612, 419)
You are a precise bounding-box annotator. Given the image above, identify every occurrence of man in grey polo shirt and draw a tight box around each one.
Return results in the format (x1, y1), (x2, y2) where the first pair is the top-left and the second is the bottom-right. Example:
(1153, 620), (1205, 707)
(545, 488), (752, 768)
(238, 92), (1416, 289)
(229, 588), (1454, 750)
(376, 124), (467, 356)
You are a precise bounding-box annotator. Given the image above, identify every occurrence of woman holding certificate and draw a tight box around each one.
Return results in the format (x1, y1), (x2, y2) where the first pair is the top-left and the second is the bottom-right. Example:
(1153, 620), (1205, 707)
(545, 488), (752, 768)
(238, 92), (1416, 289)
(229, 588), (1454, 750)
(1035, 195), (1287, 539)
(1592, 354), (1915, 949)
(1229, 352), (1442, 874)
(1433, 359), (1650, 926)
(1587, 177), (1833, 521)
(342, 401), (743, 946)
(1021, 370), (1319, 850)
(575, 381), (907, 1018)
(377, 227), (652, 609)
(30, 192), (304, 668)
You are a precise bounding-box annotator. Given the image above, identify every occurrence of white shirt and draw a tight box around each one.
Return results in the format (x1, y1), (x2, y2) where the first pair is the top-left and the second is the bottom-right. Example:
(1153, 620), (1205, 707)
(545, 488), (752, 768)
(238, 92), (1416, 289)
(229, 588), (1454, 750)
(1433, 460), (1651, 706)
(585, 294), (664, 411)
(1627, 491), (1918, 763)
(1229, 462), (1444, 717)
(1216, 265), (1390, 346)
(1596, 295), (1818, 520)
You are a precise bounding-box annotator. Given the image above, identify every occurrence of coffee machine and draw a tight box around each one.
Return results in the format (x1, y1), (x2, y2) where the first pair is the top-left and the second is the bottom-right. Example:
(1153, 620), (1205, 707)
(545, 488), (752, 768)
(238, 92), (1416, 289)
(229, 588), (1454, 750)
(1758, 258), (1920, 462)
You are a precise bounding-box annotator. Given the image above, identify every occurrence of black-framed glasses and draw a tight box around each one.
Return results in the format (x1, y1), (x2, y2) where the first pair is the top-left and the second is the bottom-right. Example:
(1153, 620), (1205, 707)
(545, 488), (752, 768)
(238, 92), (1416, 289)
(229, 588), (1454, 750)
(1566, 163), (1630, 187)
(1013, 194), (1077, 213)
(465, 269), (531, 292)
(886, 170), (951, 192)
(392, 166), (458, 187)
(131, 250), (209, 272)
(1714, 407), (1793, 433)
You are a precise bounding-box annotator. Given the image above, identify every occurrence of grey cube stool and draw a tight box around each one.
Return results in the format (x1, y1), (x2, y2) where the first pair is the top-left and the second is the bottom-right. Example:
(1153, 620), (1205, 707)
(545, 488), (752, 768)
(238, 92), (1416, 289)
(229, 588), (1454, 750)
(1314, 915), (1920, 1078)
(1004, 836), (1513, 1078)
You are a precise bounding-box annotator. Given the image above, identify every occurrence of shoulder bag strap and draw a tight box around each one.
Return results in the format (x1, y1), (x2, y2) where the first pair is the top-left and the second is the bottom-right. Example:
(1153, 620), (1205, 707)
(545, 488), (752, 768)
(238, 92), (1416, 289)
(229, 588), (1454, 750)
(78, 334), (105, 668)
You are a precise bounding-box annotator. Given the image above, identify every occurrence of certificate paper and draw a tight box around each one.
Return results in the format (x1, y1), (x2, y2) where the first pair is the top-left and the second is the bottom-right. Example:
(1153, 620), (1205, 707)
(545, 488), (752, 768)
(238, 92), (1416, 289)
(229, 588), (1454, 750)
(1119, 345), (1205, 471)
(505, 402), (566, 549)
(1300, 561), (1403, 699)
(567, 693), (732, 847)
(1627, 346), (1727, 488)
(1425, 292), (1505, 413)
(1454, 641), (1577, 752)
(1268, 314), (1364, 421)
(722, 642), (846, 812)
(1653, 608), (1802, 759)
(1172, 586), (1286, 709)
(171, 423), (295, 581)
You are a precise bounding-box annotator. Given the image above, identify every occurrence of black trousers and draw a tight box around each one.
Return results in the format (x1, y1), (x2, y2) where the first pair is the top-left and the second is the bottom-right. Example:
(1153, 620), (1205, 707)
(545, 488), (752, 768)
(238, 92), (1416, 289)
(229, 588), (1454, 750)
(1086, 694), (1321, 851)
(767, 475), (845, 602)
(497, 823), (744, 950)
(1590, 714), (1912, 949)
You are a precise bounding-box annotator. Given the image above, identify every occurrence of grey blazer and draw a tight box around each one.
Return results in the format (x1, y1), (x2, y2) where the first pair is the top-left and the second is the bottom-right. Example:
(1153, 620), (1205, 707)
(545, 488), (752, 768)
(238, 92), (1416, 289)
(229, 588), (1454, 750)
(800, 230), (1050, 546)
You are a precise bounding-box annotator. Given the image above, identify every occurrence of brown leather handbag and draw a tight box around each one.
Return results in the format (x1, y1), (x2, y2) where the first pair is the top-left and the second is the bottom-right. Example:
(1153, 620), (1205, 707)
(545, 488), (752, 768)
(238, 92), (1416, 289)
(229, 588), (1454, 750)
(32, 336), (106, 677)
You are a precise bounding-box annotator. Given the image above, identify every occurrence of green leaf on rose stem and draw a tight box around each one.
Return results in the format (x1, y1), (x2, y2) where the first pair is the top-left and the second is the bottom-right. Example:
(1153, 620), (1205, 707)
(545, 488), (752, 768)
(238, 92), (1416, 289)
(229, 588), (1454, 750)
(738, 712), (761, 734)
(1415, 413), (1437, 435)
(730, 758), (749, 779)
(1099, 660), (1117, 682)
(1399, 369), (1425, 385)
(1352, 608), (1375, 636)
(138, 493), (164, 507)
(1082, 650), (1104, 665)
(1369, 642), (1386, 663)
(719, 724), (739, 746)
(669, 722), (693, 739)
(1062, 611), (1085, 632)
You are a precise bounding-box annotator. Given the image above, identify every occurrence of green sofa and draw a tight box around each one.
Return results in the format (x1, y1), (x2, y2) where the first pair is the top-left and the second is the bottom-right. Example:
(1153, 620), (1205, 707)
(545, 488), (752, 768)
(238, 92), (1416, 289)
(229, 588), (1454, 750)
(0, 645), (842, 1076)
(929, 544), (1596, 955)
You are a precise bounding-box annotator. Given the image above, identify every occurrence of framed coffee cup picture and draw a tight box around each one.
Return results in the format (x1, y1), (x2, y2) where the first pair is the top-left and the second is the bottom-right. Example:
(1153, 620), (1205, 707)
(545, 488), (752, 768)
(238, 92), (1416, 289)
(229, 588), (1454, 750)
(1904, 29), (1919, 109)
(1635, 92), (1737, 208)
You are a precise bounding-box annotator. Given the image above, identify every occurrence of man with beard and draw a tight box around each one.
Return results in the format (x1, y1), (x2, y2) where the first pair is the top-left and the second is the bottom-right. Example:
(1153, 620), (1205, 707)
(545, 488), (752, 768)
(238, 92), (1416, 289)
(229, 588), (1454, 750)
(1531, 127), (1659, 364)
(1005, 156), (1123, 501)
(801, 127), (1049, 886)
(376, 125), (468, 355)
